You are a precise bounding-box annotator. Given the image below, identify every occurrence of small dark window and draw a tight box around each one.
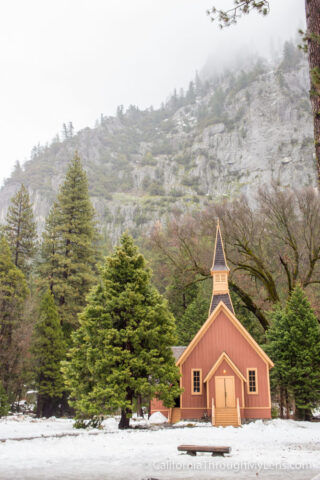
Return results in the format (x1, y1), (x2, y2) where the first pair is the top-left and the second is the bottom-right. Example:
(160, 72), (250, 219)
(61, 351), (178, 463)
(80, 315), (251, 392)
(248, 369), (257, 393)
(193, 370), (201, 393)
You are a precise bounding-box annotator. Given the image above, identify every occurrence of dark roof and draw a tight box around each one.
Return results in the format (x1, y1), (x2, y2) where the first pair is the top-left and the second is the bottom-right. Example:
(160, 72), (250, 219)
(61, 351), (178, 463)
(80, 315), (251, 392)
(211, 227), (228, 271)
(171, 346), (187, 362)
(209, 293), (234, 315)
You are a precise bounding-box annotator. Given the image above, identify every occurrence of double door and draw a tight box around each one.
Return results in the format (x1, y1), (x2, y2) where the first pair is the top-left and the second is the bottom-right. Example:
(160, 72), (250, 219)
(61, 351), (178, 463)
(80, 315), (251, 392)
(215, 376), (235, 408)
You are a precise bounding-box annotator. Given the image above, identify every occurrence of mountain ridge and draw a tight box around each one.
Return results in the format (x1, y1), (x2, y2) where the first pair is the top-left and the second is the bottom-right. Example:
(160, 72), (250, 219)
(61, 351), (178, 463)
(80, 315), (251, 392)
(0, 45), (317, 242)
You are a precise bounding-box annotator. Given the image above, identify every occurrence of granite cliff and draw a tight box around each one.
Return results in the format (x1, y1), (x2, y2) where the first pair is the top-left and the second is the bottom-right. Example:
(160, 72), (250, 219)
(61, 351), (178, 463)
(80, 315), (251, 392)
(0, 46), (316, 242)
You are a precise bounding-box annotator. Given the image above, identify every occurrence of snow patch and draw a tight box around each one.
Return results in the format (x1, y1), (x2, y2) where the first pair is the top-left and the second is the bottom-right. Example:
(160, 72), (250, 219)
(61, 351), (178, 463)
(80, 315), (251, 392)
(0, 416), (320, 479)
(149, 411), (168, 424)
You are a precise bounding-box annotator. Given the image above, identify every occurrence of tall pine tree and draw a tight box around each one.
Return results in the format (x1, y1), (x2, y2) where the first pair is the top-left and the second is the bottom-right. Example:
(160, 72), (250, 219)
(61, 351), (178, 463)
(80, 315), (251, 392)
(4, 184), (37, 276)
(0, 238), (29, 401)
(63, 233), (181, 429)
(39, 203), (61, 294)
(267, 285), (320, 420)
(39, 153), (98, 336)
(32, 290), (65, 417)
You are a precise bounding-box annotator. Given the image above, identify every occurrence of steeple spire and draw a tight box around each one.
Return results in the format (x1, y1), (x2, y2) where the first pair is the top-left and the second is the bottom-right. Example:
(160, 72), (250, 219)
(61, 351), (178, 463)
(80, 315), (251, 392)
(211, 219), (229, 273)
(209, 221), (234, 315)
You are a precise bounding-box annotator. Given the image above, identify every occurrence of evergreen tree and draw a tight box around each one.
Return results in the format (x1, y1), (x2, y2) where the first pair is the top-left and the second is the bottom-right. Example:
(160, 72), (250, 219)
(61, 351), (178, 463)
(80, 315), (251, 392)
(0, 381), (9, 417)
(63, 233), (181, 429)
(32, 291), (65, 417)
(267, 285), (320, 420)
(281, 41), (302, 73)
(39, 153), (98, 336)
(0, 238), (29, 401)
(39, 203), (60, 293)
(166, 271), (198, 326)
(194, 71), (202, 96)
(265, 306), (291, 418)
(177, 282), (210, 344)
(186, 81), (196, 103)
(11, 161), (23, 182)
(231, 291), (266, 345)
(68, 122), (74, 137)
(62, 123), (68, 140)
(4, 184), (37, 275)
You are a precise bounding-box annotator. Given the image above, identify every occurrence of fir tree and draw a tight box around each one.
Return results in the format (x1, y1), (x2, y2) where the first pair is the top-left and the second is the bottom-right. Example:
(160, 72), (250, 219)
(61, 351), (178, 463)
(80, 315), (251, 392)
(32, 291), (65, 417)
(265, 306), (291, 418)
(39, 153), (98, 336)
(11, 161), (23, 182)
(0, 238), (29, 401)
(39, 203), (60, 293)
(177, 284), (210, 344)
(63, 233), (181, 429)
(186, 80), (196, 103)
(281, 41), (302, 73)
(4, 184), (37, 275)
(267, 285), (320, 420)
(0, 381), (9, 417)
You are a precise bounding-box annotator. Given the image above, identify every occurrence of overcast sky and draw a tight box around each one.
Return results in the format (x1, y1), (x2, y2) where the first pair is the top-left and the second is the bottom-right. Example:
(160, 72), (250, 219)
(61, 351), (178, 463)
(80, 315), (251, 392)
(0, 0), (305, 186)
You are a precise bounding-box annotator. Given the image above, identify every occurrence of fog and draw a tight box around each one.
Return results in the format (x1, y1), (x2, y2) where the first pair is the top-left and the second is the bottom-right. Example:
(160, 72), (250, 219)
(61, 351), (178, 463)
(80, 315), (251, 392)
(0, 0), (305, 186)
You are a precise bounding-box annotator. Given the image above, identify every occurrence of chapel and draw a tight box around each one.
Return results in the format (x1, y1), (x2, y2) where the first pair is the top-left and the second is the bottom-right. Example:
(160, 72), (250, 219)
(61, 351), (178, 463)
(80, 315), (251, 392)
(150, 223), (273, 426)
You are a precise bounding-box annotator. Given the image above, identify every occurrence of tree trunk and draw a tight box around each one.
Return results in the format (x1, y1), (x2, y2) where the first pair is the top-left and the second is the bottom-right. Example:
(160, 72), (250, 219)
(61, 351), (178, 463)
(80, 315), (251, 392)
(229, 281), (269, 331)
(36, 394), (64, 418)
(285, 388), (290, 419)
(305, 0), (320, 185)
(279, 386), (285, 419)
(36, 394), (43, 417)
(119, 408), (131, 429)
(295, 406), (312, 421)
(295, 406), (305, 421)
(137, 395), (144, 417)
(16, 388), (21, 413)
(60, 391), (74, 417)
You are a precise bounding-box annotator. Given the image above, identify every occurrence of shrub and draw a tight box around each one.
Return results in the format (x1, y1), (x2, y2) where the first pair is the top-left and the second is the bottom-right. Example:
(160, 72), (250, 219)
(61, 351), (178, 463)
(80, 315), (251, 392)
(148, 182), (165, 196)
(141, 152), (157, 166)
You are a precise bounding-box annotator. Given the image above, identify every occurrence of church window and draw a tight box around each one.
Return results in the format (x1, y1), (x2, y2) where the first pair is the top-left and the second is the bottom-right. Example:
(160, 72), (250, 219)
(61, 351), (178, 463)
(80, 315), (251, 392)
(191, 369), (202, 395)
(247, 368), (258, 394)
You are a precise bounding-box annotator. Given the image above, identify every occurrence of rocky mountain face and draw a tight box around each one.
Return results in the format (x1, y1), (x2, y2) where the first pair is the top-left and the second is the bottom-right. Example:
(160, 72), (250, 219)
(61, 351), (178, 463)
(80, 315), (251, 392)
(0, 48), (317, 242)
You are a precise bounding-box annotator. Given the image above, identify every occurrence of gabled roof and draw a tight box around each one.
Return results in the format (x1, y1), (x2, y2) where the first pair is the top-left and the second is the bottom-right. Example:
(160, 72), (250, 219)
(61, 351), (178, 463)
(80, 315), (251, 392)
(209, 292), (234, 315)
(204, 351), (246, 383)
(171, 346), (187, 362)
(211, 222), (229, 272)
(176, 301), (274, 368)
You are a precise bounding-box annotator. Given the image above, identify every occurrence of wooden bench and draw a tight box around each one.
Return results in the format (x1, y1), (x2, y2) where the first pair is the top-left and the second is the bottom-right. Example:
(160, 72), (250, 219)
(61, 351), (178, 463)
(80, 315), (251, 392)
(177, 445), (231, 456)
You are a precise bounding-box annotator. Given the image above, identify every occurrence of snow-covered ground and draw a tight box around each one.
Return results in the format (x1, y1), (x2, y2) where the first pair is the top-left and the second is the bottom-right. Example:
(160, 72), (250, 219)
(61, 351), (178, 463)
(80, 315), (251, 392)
(0, 415), (320, 480)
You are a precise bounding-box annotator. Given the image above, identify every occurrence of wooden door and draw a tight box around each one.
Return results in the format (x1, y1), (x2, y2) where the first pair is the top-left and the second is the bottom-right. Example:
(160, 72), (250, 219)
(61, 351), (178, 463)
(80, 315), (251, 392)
(215, 376), (235, 408)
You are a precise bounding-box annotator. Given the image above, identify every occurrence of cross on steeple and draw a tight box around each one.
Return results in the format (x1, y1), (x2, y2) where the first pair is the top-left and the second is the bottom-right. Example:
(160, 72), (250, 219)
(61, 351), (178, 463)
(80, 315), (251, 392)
(209, 220), (234, 315)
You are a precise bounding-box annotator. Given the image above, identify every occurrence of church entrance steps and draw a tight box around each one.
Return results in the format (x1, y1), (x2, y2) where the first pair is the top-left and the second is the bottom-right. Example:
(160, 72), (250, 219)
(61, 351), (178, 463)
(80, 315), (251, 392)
(214, 407), (239, 427)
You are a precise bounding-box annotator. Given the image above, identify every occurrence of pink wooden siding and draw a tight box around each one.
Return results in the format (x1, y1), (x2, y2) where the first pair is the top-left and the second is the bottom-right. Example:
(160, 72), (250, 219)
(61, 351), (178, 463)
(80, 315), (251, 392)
(150, 397), (169, 417)
(180, 310), (271, 416)
(151, 308), (271, 421)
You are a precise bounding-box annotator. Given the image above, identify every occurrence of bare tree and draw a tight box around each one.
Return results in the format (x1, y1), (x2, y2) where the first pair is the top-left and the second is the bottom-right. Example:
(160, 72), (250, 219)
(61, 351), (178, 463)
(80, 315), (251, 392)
(149, 186), (320, 330)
